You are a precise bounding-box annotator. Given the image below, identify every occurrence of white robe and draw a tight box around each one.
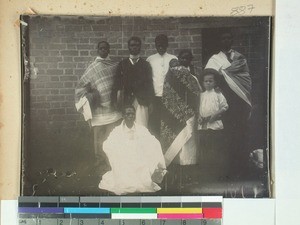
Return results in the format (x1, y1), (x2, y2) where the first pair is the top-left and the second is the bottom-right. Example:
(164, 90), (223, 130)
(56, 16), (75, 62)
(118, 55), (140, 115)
(98, 122), (166, 195)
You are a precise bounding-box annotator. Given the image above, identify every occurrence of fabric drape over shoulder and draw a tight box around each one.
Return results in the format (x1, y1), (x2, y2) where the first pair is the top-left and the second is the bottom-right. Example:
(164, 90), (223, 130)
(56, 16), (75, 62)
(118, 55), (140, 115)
(160, 65), (201, 166)
(205, 51), (252, 106)
(75, 58), (118, 107)
(75, 58), (121, 126)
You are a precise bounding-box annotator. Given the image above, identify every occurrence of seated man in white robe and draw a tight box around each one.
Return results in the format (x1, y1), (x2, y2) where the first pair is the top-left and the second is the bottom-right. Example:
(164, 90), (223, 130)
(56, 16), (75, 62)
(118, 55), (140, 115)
(98, 105), (167, 195)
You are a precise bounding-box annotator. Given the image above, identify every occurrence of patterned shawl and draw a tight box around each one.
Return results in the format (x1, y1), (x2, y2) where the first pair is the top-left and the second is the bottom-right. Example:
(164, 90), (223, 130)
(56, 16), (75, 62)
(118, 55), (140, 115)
(160, 65), (201, 152)
(206, 50), (252, 107)
(75, 58), (118, 115)
(222, 51), (252, 106)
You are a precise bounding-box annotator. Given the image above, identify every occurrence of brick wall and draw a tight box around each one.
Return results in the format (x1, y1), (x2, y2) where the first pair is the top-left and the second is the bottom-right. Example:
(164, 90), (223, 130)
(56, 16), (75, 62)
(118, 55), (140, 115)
(27, 16), (270, 131)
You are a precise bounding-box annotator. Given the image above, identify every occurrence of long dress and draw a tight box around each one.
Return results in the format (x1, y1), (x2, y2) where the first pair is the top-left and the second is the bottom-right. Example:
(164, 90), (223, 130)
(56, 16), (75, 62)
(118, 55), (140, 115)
(98, 122), (166, 195)
(160, 65), (201, 166)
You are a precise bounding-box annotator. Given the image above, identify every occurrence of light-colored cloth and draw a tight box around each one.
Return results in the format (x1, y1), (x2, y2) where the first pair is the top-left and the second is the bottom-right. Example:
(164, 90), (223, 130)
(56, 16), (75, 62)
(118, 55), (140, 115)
(75, 56), (122, 126)
(129, 55), (140, 65)
(147, 53), (177, 97)
(176, 132), (198, 165)
(174, 115), (198, 165)
(93, 121), (121, 163)
(164, 116), (196, 166)
(99, 122), (166, 195)
(205, 50), (252, 106)
(75, 96), (92, 121)
(205, 51), (232, 70)
(132, 98), (149, 128)
(198, 89), (228, 130)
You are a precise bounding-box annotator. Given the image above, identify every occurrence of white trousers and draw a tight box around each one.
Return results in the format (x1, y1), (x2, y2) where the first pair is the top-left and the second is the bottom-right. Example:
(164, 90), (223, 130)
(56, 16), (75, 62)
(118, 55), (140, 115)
(133, 99), (149, 128)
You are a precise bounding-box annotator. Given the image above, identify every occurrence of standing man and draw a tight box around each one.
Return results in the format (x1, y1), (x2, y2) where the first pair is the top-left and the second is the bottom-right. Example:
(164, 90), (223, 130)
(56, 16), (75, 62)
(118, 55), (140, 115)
(205, 29), (252, 177)
(112, 36), (154, 127)
(146, 34), (177, 139)
(75, 41), (122, 169)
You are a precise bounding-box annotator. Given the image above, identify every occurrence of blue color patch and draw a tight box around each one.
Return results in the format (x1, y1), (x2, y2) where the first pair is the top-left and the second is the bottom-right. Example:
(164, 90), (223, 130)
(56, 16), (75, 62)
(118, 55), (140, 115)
(64, 207), (110, 214)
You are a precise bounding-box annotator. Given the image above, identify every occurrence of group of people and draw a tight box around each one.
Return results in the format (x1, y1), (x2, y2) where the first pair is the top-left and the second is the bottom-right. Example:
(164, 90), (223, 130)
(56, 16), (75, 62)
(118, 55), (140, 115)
(75, 30), (252, 195)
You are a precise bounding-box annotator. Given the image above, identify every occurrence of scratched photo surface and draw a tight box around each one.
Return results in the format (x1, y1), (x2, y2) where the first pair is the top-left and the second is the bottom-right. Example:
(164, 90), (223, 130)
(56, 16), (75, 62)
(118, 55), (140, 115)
(21, 15), (271, 197)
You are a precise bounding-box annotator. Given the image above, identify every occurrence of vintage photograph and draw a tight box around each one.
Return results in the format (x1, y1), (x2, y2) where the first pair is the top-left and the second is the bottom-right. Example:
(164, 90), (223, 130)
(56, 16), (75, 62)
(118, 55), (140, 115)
(21, 15), (271, 197)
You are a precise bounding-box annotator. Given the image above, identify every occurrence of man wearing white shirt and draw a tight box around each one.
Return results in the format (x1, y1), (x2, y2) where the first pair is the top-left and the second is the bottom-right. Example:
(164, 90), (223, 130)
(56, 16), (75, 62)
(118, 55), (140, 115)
(147, 34), (177, 139)
(75, 41), (122, 169)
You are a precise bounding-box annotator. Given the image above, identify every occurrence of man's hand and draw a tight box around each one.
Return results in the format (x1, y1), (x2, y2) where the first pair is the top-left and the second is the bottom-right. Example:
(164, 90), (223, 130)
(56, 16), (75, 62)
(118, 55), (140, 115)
(85, 92), (94, 104)
(151, 168), (166, 184)
(200, 116), (211, 124)
(215, 86), (222, 93)
(209, 114), (219, 123)
(198, 116), (203, 125)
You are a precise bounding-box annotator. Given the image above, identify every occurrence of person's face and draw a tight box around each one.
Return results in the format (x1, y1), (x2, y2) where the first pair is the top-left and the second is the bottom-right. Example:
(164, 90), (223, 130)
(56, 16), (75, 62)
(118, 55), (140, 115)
(179, 52), (192, 67)
(98, 42), (110, 58)
(220, 33), (233, 51)
(124, 108), (136, 127)
(128, 40), (141, 56)
(203, 74), (216, 91)
(155, 42), (168, 55)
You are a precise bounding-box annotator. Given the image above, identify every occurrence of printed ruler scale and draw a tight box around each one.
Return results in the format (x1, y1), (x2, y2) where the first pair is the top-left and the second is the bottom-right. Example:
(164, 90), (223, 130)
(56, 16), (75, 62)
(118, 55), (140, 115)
(18, 196), (222, 225)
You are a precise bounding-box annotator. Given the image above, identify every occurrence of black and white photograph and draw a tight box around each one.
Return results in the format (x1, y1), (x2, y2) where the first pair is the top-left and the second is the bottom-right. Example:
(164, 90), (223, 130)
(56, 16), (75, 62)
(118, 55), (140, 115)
(20, 15), (271, 197)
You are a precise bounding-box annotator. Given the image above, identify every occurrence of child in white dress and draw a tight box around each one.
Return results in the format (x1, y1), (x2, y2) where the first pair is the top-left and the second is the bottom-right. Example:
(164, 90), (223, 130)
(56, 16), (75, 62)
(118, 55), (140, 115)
(198, 69), (229, 175)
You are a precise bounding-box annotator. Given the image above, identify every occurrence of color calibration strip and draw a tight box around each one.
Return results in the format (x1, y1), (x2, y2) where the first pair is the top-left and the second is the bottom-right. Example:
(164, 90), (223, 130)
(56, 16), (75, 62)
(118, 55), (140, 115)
(18, 196), (222, 225)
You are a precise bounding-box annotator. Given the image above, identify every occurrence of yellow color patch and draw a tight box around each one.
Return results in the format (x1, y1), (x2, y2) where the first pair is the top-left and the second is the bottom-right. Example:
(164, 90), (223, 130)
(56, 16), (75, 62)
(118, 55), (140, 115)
(157, 208), (202, 214)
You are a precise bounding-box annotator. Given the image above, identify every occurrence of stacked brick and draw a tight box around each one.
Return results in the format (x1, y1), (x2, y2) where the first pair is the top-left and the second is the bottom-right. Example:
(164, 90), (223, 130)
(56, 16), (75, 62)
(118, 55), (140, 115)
(27, 16), (270, 130)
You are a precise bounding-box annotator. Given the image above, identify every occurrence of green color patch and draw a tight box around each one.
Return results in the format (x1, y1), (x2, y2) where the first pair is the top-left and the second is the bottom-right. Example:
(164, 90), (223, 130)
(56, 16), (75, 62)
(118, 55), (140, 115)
(111, 208), (157, 214)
